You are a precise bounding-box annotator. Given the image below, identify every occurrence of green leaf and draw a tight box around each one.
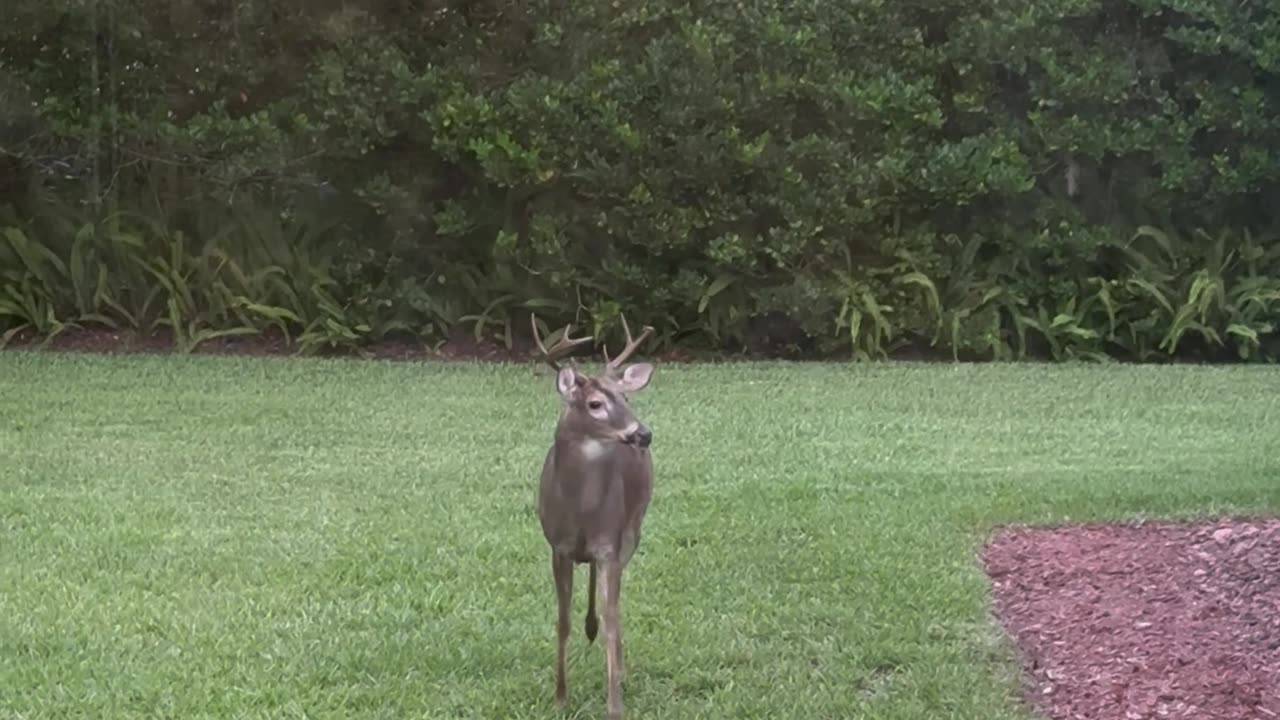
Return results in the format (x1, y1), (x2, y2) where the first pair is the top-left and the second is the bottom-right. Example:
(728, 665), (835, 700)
(698, 275), (736, 314)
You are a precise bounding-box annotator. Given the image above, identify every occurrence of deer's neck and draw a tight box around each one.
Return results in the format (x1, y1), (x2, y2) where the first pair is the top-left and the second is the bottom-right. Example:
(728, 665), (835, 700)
(554, 428), (620, 467)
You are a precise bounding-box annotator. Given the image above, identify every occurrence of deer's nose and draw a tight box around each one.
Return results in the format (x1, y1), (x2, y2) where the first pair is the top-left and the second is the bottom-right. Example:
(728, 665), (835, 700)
(632, 426), (653, 448)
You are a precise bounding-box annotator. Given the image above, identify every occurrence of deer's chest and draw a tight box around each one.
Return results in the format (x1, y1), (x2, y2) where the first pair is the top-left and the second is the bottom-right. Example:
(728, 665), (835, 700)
(538, 446), (652, 560)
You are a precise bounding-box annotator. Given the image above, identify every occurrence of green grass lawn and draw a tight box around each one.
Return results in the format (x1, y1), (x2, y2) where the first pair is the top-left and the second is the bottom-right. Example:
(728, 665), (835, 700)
(2, 353), (1278, 719)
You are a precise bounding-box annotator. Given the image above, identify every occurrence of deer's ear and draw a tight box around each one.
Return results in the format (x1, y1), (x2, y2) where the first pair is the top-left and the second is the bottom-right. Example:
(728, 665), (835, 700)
(556, 366), (581, 398)
(616, 363), (654, 393)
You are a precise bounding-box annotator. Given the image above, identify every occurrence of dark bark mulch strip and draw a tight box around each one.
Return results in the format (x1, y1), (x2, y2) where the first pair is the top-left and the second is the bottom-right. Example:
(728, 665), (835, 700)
(3, 326), (510, 361)
(1, 326), (706, 363)
(982, 517), (1280, 720)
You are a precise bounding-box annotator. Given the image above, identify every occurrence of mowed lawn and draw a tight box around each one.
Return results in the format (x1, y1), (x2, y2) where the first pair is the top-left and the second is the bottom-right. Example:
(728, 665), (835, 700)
(2, 353), (1278, 720)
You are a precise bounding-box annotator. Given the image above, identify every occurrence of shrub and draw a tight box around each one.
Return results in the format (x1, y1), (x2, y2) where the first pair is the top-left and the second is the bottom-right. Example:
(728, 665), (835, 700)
(2, 0), (1278, 360)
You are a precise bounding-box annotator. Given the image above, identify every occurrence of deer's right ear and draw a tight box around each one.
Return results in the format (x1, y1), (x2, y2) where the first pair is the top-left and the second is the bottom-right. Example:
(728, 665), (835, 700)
(556, 366), (581, 399)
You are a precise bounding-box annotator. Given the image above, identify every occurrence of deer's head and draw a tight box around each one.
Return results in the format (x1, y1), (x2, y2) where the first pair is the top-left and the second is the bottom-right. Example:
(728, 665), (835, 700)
(532, 315), (656, 449)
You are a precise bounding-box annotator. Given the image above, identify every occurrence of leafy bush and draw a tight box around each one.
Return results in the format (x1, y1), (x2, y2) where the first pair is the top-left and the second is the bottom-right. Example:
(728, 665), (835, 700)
(2, 0), (1279, 360)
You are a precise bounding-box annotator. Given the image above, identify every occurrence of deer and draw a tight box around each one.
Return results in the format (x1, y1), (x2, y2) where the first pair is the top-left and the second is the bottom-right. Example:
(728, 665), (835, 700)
(530, 313), (657, 720)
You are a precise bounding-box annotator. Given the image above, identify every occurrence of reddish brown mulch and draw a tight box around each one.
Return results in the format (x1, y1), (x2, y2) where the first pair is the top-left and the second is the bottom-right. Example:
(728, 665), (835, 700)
(2, 325), (714, 364)
(982, 517), (1280, 720)
(2, 326), (515, 361)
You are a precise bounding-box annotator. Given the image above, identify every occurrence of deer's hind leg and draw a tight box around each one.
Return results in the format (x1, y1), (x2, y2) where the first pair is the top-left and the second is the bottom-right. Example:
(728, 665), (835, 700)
(552, 551), (574, 706)
(585, 560), (599, 643)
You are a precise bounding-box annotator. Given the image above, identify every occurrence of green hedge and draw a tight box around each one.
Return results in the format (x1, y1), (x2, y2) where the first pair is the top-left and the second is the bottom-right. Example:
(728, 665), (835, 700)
(3, 0), (1280, 360)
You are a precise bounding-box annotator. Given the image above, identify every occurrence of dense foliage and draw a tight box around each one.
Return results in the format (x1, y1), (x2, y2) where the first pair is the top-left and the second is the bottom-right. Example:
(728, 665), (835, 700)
(3, 0), (1279, 360)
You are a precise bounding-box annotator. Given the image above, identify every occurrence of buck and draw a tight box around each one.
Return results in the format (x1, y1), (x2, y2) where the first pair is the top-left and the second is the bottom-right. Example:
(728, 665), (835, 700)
(530, 313), (656, 720)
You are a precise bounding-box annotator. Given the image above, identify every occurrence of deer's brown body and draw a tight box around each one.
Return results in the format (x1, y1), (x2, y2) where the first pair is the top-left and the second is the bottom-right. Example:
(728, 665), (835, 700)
(531, 315), (656, 720)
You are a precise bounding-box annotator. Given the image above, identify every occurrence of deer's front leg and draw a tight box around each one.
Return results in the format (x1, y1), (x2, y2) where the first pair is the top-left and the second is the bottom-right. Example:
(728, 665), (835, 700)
(598, 559), (625, 720)
(552, 552), (574, 706)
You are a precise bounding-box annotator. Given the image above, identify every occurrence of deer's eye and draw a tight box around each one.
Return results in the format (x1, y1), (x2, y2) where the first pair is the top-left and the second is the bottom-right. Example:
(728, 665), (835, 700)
(587, 399), (604, 411)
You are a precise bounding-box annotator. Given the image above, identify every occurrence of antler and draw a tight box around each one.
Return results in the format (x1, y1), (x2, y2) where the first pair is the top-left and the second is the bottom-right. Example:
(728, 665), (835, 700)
(530, 314), (594, 371)
(603, 314), (654, 374)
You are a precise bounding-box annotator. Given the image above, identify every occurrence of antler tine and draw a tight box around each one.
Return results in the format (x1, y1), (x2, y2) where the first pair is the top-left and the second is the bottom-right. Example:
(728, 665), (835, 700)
(530, 313), (594, 371)
(605, 314), (654, 373)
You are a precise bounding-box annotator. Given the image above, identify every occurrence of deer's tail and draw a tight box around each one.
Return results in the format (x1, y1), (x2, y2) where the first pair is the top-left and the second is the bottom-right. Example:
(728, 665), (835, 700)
(585, 561), (599, 643)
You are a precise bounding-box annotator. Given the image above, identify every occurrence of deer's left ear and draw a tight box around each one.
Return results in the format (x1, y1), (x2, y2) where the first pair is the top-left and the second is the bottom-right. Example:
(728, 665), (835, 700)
(556, 366), (582, 399)
(616, 363), (654, 393)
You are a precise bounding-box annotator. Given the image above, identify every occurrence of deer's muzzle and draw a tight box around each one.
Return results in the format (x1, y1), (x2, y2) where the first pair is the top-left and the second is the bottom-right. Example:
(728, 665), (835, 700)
(624, 425), (653, 449)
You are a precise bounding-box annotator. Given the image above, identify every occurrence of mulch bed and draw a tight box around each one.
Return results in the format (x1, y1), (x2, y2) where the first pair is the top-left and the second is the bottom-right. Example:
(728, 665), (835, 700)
(982, 517), (1280, 720)
(2, 326), (519, 361)
(1, 326), (708, 363)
